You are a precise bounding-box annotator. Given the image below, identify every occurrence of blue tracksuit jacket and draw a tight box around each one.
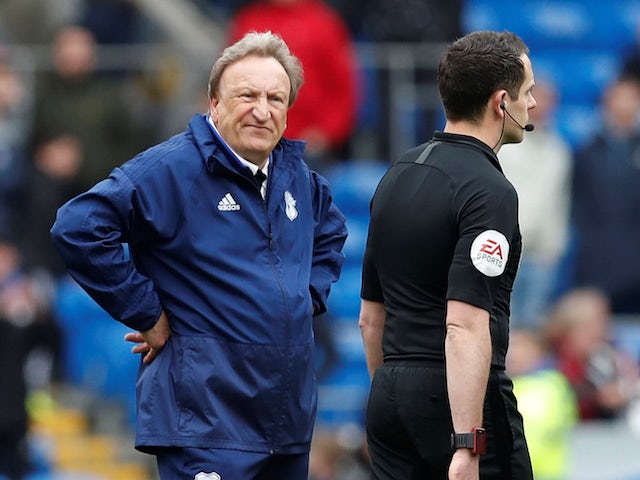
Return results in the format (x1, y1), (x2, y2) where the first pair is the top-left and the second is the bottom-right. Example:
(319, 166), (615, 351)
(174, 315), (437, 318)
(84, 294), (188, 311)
(50, 114), (348, 454)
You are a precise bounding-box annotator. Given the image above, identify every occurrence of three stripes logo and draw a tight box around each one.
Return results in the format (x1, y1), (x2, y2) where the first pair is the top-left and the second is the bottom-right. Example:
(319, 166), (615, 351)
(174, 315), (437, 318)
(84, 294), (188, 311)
(218, 193), (240, 211)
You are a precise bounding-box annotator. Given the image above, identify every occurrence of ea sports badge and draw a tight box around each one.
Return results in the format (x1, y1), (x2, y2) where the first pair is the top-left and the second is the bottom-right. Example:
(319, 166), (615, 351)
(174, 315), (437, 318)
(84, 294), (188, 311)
(470, 230), (509, 277)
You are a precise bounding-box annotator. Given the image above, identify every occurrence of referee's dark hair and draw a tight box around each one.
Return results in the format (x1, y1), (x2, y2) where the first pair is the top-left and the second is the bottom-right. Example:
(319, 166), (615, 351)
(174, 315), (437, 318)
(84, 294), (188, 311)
(439, 30), (529, 123)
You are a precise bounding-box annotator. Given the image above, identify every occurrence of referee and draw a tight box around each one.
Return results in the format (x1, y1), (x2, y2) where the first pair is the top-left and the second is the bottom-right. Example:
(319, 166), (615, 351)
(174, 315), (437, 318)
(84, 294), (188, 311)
(359, 31), (536, 479)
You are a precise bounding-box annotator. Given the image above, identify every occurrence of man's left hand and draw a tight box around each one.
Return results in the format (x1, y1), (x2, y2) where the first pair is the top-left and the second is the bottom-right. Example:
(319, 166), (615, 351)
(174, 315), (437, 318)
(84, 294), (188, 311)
(124, 310), (172, 364)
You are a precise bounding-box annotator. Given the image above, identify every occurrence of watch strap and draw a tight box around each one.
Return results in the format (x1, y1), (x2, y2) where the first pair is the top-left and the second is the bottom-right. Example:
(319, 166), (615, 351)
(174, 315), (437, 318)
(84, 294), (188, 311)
(451, 433), (475, 449)
(451, 427), (486, 455)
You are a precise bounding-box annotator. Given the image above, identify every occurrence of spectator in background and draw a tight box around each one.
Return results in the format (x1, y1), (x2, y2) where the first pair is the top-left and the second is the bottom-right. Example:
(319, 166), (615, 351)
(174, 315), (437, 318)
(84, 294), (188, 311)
(81, 0), (143, 45)
(0, 47), (30, 237)
(0, 235), (60, 480)
(499, 79), (573, 328)
(329, 0), (463, 161)
(0, 236), (31, 480)
(308, 429), (369, 480)
(308, 430), (349, 480)
(620, 17), (640, 85)
(508, 328), (577, 480)
(31, 25), (138, 192)
(570, 77), (640, 314)
(19, 135), (84, 279)
(227, 0), (360, 172)
(0, 0), (78, 43)
(545, 288), (640, 421)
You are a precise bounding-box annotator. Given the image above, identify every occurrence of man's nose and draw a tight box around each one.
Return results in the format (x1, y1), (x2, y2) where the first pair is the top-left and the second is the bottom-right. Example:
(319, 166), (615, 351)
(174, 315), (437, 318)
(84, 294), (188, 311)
(253, 97), (271, 121)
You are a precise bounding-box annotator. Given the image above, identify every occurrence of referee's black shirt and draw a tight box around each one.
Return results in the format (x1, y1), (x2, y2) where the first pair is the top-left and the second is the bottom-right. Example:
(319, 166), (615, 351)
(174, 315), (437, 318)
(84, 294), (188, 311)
(361, 131), (521, 370)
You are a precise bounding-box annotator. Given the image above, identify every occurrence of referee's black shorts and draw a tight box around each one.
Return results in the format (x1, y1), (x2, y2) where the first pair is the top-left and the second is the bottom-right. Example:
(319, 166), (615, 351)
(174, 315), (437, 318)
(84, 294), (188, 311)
(366, 361), (533, 479)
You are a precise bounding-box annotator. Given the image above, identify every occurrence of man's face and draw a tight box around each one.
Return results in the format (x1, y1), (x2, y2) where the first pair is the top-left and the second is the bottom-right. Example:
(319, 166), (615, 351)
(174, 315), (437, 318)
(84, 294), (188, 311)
(210, 55), (290, 166)
(504, 54), (537, 143)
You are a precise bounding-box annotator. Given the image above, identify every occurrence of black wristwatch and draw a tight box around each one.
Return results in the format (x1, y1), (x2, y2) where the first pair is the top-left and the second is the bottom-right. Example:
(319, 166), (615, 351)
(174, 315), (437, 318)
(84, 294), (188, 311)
(451, 427), (486, 455)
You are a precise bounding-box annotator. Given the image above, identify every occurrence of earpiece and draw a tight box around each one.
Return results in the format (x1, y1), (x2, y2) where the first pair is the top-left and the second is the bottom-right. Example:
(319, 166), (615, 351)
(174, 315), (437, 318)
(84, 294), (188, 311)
(500, 101), (534, 132)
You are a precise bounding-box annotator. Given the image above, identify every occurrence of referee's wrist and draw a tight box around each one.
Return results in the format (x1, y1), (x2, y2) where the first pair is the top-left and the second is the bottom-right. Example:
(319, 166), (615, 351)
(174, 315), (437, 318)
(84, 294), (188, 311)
(450, 427), (487, 455)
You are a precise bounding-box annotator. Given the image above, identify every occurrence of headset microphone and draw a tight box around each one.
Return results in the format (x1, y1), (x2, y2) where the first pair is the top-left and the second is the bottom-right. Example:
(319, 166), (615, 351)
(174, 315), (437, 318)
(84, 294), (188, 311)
(500, 102), (534, 131)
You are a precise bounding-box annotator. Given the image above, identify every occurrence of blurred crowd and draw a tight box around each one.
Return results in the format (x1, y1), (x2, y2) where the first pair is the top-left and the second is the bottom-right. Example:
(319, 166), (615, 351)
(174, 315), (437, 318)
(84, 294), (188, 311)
(0, 1), (640, 479)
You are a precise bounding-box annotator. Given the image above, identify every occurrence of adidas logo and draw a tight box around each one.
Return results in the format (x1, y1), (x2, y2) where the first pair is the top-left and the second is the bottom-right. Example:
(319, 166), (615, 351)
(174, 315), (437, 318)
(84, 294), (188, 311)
(218, 193), (240, 211)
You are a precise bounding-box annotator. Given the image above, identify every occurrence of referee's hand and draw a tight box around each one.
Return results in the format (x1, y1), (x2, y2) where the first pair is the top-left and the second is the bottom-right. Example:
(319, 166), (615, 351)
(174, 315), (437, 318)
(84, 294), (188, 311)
(448, 448), (480, 480)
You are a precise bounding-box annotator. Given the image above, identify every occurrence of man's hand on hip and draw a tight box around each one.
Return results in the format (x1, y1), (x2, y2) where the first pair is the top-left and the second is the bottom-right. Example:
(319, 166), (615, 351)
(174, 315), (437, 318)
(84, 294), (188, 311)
(124, 310), (172, 364)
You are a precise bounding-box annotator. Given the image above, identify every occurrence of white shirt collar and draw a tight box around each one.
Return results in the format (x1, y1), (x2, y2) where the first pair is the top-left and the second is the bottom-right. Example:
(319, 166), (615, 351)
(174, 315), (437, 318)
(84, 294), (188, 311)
(206, 115), (269, 177)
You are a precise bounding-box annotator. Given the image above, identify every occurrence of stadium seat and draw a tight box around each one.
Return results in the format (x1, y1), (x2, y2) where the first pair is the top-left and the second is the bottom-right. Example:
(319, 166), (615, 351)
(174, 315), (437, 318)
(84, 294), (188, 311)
(531, 49), (621, 104)
(342, 214), (369, 266)
(53, 279), (138, 424)
(324, 160), (388, 217)
(465, 0), (640, 51)
(463, 0), (595, 49)
(316, 324), (369, 428)
(327, 264), (362, 320)
(553, 102), (602, 151)
(596, 0), (640, 53)
(354, 45), (382, 132)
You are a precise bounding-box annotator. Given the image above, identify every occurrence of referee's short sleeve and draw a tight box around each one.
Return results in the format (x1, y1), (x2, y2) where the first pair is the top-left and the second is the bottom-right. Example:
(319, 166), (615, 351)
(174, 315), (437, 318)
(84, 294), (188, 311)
(447, 185), (518, 312)
(361, 245), (383, 302)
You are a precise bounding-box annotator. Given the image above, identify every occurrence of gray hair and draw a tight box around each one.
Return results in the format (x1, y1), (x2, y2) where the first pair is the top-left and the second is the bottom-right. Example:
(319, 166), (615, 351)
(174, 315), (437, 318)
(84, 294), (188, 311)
(208, 31), (304, 107)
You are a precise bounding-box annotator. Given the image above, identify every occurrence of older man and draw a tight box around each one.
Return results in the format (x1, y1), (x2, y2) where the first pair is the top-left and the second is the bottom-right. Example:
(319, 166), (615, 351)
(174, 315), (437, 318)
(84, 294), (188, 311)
(51, 31), (347, 479)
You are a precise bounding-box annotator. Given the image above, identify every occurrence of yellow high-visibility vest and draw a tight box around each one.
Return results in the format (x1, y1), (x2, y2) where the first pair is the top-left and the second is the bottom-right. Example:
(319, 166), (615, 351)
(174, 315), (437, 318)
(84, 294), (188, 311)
(513, 369), (578, 480)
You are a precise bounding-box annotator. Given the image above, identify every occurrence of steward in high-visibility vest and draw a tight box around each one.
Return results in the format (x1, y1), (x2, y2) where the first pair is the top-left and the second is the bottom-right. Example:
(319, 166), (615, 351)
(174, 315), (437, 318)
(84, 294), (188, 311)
(513, 367), (578, 480)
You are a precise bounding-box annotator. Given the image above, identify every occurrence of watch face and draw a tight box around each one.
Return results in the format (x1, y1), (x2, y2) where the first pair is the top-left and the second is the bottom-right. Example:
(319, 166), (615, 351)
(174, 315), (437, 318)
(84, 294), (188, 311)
(473, 428), (487, 455)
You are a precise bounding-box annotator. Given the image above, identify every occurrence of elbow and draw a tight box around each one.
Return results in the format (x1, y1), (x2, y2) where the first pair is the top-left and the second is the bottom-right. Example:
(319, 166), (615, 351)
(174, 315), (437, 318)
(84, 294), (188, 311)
(358, 315), (384, 343)
(358, 310), (379, 336)
(445, 320), (489, 341)
(49, 214), (66, 250)
(49, 207), (74, 249)
(50, 215), (63, 242)
(445, 322), (475, 348)
(49, 205), (84, 265)
(358, 301), (385, 339)
(358, 315), (372, 340)
(445, 322), (461, 339)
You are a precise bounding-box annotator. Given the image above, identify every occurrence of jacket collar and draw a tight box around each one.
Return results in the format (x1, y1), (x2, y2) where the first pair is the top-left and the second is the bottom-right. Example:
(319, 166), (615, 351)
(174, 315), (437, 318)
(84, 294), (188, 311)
(186, 114), (307, 177)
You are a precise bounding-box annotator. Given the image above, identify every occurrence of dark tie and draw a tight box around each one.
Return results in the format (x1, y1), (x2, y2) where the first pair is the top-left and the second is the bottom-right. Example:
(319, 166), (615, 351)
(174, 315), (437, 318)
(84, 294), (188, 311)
(254, 169), (267, 187)
(254, 169), (267, 198)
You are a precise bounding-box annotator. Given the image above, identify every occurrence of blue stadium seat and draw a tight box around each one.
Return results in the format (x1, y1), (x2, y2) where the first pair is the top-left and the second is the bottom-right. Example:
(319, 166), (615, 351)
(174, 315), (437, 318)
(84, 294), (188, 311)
(597, 0), (640, 53)
(53, 279), (138, 423)
(463, 0), (595, 48)
(554, 102), (602, 151)
(531, 49), (621, 104)
(327, 264), (362, 320)
(342, 214), (369, 266)
(26, 474), (104, 480)
(316, 380), (368, 427)
(355, 46), (382, 132)
(324, 160), (388, 217)
(318, 294), (369, 427)
(329, 316), (366, 364)
(464, 0), (640, 51)
(316, 349), (369, 427)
